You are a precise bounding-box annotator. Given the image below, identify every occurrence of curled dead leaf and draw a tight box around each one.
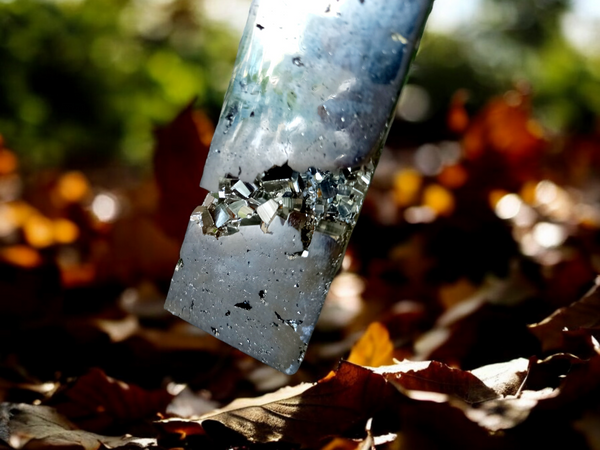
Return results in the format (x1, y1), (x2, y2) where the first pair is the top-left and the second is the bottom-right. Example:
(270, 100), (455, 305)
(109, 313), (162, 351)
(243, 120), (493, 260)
(529, 280), (600, 354)
(376, 359), (499, 404)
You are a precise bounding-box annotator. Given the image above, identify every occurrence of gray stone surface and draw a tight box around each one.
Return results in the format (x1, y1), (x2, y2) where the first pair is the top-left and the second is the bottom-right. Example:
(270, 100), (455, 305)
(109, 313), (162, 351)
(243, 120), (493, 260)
(165, 0), (433, 374)
(201, 0), (433, 190)
(165, 217), (344, 374)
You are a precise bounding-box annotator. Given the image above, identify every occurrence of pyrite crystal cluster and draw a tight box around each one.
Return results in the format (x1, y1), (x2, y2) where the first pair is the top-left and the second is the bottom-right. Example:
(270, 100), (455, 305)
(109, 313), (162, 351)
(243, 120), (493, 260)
(195, 162), (374, 249)
(165, 0), (433, 374)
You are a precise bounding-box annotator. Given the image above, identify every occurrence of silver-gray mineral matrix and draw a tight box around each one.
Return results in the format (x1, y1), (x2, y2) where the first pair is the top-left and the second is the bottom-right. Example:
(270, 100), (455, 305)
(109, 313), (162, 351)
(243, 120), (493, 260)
(165, 0), (434, 374)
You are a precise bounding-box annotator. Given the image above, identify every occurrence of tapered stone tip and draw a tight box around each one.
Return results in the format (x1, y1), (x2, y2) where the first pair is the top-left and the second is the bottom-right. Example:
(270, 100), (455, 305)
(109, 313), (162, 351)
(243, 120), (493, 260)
(165, 214), (344, 374)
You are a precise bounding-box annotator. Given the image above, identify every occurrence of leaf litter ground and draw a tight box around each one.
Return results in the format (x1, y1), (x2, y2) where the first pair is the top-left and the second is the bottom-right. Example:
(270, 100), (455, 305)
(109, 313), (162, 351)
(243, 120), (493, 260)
(3, 91), (600, 449)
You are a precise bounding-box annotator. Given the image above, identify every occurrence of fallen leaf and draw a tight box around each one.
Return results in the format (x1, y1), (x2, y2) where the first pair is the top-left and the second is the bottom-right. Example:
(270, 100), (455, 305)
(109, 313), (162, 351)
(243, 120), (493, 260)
(470, 358), (529, 397)
(50, 368), (173, 434)
(153, 104), (212, 242)
(157, 357), (534, 446)
(417, 299), (540, 370)
(529, 279), (600, 354)
(450, 353), (600, 432)
(347, 322), (394, 367)
(165, 386), (219, 418)
(376, 360), (498, 404)
(97, 215), (180, 285)
(162, 361), (393, 446)
(0, 403), (155, 449)
(456, 388), (556, 432)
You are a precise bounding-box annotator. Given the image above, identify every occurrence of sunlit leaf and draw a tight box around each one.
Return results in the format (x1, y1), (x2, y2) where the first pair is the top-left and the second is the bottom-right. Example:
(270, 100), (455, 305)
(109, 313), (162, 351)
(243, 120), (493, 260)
(0, 403), (155, 450)
(376, 360), (499, 404)
(172, 362), (393, 446)
(347, 322), (395, 368)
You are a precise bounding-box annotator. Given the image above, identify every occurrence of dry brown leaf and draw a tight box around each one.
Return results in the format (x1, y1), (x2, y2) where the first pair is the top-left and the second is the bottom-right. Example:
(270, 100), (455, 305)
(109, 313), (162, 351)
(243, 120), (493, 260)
(529, 280), (600, 353)
(376, 360), (498, 404)
(451, 353), (600, 432)
(156, 357), (542, 445)
(347, 322), (395, 367)
(0, 403), (155, 449)
(462, 87), (546, 183)
(373, 357), (539, 433)
(98, 215), (180, 285)
(153, 104), (212, 242)
(533, 352), (600, 411)
(457, 388), (555, 432)
(161, 361), (393, 446)
(470, 358), (529, 397)
(51, 368), (173, 433)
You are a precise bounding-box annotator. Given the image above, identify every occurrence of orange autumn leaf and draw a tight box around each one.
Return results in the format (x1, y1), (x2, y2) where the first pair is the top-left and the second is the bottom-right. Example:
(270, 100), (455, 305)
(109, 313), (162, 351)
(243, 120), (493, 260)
(461, 88), (546, 183)
(347, 322), (395, 367)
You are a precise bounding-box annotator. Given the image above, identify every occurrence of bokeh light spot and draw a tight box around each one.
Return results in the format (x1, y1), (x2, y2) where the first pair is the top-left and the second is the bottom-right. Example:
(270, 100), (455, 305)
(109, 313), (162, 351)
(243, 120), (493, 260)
(495, 193), (522, 220)
(423, 184), (454, 216)
(57, 171), (90, 203)
(23, 215), (54, 248)
(53, 218), (80, 244)
(532, 222), (567, 248)
(92, 193), (120, 223)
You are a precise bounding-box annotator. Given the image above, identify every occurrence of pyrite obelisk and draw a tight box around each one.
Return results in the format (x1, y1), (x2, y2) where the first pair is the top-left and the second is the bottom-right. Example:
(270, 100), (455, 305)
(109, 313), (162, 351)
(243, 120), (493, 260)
(165, 0), (433, 374)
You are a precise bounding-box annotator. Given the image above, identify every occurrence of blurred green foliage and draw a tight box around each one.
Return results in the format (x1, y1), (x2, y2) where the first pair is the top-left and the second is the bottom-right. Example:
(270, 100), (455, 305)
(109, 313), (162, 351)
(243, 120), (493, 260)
(414, 0), (600, 133)
(2, 0), (600, 169)
(0, 0), (238, 168)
